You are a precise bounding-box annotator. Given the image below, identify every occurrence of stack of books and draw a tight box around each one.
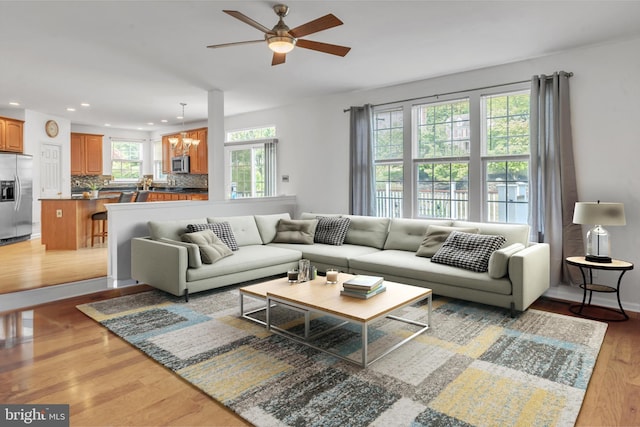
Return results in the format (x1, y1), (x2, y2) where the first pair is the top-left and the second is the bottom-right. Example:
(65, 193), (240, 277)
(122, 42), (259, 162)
(340, 275), (386, 299)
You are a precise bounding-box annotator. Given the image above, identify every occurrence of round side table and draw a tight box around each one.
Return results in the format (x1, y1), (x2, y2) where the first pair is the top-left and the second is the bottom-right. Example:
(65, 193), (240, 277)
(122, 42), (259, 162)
(566, 256), (634, 321)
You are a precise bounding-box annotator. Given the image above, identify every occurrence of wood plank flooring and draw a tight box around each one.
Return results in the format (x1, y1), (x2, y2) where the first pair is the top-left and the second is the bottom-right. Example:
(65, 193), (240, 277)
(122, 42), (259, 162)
(0, 241), (638, 426)
(0, 238), (107, 294)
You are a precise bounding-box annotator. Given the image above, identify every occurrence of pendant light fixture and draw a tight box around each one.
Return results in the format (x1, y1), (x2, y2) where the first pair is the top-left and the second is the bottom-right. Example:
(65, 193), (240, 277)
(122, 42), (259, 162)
(168, 103), (199, 155)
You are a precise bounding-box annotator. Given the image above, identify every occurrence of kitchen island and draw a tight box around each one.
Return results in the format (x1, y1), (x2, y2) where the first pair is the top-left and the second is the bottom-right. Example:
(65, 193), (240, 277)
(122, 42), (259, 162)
(40, 195), (119, 250)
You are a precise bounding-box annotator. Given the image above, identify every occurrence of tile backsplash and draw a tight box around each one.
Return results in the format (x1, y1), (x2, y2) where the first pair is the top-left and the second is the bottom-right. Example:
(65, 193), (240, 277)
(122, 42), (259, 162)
(72, 174), (208, 189)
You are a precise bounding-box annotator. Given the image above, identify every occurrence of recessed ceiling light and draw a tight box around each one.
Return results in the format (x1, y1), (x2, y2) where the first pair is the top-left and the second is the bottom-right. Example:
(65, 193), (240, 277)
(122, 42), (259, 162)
(81, 103), (90, 107)
(9, 102), (20, 106)
(137, 127), (143, 130)
(147, 122), (154, 126)
(66, 107), (76, 112)
(105, 124), (111, 127)
(161, 119), (168, 123)
(176, 116), (183, 120)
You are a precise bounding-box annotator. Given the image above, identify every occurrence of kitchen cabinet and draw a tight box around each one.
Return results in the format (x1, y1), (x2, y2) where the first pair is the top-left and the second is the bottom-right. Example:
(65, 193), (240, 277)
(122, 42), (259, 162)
(161, 127), (208, 174)
(145, 191), (208, 202)
(0, 116), (24, 153)
(71, 133), (103, 175)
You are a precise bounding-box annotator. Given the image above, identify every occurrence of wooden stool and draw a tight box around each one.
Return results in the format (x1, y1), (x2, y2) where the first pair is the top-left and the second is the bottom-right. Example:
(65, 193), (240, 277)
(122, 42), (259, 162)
(91, 211), (108, 247)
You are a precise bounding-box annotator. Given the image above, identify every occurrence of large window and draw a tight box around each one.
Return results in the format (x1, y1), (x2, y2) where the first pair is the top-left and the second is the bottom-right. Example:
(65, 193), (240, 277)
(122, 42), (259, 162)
(225, 126), (277, 199)
(111, 140), (142, 181)
(372, 84), (530, 223)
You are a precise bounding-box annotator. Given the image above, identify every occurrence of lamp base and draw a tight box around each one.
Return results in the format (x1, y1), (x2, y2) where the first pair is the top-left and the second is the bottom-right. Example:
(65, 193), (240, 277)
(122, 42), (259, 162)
(585, 255), (612, 263)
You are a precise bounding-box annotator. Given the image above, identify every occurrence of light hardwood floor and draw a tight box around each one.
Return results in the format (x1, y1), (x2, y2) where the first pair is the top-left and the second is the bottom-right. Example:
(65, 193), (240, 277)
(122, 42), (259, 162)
(0, 241), (638, 426)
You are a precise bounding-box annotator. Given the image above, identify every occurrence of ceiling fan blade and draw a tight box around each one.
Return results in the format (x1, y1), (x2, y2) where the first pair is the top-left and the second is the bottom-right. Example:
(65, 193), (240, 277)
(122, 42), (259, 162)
(223, 10), (273, 34)
(288, 14), (343, 38)
(295, 39), (351, 57)
(272, 52), (286, 66)
(207, 39), (264, 49)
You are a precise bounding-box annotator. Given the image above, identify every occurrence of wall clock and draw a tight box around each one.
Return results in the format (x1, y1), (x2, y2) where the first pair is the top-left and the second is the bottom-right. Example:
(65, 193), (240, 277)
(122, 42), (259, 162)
(45, 120), (59, 138)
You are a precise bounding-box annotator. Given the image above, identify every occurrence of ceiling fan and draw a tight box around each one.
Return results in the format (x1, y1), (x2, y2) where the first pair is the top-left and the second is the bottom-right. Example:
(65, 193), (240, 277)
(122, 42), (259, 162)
(207, 4), (351, 66)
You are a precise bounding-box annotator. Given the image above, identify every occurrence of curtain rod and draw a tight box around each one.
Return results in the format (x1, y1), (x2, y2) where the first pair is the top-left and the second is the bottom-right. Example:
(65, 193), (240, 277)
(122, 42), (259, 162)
(343, 71), (573, 112)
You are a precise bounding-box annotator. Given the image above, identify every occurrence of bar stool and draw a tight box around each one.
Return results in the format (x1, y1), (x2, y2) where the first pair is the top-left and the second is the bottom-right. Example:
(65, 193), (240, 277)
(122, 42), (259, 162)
(91, 192), (135, 247)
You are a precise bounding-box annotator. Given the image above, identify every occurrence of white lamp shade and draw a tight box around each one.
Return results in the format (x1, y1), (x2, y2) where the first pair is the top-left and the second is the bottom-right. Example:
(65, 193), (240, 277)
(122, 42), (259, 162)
(572, 202), (626, 226)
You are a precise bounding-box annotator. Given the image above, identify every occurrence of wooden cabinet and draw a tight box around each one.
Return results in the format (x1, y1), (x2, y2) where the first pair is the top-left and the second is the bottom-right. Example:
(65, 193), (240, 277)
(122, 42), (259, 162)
(145, 192), (208, 202)
(71, 133), (103, 175)
(161, 127), (208, 174)
(0, 116), (24, 153)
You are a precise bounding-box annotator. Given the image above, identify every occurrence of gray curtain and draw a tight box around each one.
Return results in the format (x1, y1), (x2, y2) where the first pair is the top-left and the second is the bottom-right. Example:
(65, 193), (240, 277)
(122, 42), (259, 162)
(264, 141), (277, 197)
(349, 105), (375, 215)
(529, 72), (583, 286)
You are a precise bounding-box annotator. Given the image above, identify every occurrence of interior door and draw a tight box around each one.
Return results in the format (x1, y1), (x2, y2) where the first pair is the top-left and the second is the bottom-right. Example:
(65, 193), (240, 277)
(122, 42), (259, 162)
(40, 143), (62, 198)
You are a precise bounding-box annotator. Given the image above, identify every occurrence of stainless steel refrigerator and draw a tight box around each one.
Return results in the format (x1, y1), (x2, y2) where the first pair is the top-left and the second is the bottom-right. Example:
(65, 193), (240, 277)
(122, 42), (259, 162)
(0, 153), (33, 244)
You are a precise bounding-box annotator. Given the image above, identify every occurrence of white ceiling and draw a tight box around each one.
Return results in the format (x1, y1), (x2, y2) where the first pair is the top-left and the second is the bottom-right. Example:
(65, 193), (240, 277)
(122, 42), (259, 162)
(1, 1), (640, 131)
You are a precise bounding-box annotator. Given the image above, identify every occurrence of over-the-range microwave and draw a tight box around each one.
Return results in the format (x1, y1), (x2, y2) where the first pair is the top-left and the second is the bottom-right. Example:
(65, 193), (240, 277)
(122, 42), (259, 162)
(171, 155), (190, 174)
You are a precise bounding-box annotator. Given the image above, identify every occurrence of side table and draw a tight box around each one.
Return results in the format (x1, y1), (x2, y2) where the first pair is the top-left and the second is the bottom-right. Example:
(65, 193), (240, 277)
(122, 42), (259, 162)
(566, 256), (634, 321)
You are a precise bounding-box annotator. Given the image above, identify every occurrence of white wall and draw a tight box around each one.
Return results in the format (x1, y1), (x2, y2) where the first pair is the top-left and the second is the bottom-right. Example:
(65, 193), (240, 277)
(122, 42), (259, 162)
(71, 124), (152, 175)
(225, 36), (640, 312)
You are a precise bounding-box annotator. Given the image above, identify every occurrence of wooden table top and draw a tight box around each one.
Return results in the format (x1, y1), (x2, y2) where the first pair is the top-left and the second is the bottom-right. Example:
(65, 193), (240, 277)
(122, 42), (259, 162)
(240, 272), (432, 323)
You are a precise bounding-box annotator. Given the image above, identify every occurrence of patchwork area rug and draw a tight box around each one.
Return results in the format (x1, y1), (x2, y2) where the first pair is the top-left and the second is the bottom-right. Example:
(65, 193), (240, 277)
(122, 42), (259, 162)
(77, 287), (607, 427)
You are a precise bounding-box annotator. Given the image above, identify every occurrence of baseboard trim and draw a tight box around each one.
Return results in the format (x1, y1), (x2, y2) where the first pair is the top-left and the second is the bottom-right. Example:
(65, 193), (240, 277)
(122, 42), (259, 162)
(0, 278), (137, 313)
(543, 285), (640, 315)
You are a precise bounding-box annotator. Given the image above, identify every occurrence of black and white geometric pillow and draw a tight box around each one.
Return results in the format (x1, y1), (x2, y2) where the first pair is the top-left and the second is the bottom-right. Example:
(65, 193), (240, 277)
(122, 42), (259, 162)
(431, 231), (506, 273)
(186, 222), (239, 251)
(314, 216), (351, 246)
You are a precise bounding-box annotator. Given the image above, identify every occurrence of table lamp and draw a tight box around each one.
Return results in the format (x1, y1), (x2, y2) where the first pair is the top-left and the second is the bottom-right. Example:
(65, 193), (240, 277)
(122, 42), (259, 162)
(572, 201), (626, 263)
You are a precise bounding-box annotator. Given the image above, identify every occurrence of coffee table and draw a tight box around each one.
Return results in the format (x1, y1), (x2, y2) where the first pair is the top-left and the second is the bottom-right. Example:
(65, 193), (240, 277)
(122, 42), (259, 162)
(239, 273), (432, 367)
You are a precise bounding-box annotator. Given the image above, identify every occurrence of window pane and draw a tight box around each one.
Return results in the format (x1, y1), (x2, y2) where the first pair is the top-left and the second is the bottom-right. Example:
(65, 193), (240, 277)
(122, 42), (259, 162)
(415, 99), (470, 159)
(375, 163), (403, 218)
(227, 126), (276, 142)
(374, 109), (403, 160)
(486, 160), (529, 223)
(416, 162), (468, 219)
(484, 92), (530, 156)
(111, 141), (142, 180)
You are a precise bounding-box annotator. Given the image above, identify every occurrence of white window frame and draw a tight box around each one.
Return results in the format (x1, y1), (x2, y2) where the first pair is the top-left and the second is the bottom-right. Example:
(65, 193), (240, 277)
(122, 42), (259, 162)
(110, 139), (144, 183)
(373, 82), (530, 223)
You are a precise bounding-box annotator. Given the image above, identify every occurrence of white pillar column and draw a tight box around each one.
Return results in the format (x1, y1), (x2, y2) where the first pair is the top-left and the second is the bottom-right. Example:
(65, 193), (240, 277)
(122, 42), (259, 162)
(207, 89), (225, 201)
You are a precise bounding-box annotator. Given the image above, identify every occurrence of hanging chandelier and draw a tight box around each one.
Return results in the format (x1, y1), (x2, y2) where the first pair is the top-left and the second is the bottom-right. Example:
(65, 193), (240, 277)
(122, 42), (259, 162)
(168, 103), (199, 155)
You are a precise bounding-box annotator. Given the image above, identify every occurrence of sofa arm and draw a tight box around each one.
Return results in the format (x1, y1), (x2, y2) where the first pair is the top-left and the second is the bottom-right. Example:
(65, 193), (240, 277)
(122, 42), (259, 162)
(508, 243), (550, 311)
(131, 237), (188, 298)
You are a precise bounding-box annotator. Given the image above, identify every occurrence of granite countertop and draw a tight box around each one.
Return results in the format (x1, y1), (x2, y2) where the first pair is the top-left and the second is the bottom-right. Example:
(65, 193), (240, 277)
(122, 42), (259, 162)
(71, 186), (208, 194)
(40, 195), (120, 201)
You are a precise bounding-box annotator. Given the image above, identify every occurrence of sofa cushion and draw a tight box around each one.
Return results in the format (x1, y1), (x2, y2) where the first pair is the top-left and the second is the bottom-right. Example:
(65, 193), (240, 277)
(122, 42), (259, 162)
(314, 216), (351, 245)
(432, 231), (506, 273)
(343, 215), (390, 249)
(207, 216), (263, 247)
(181, 229), (233, 264)
(269, 242), (380, 270)
(273, 219), (318, 244)
(255, 213), (292, 244)
(488, 243), (525, 278)
(159, 238), (202, 268)
(452, 221), (530, 247)
(384, 218), (453, 252)
(186, 245), (302, 282)
(148, 218), (207, 241)
(300, 212), (342, 220)
(415, 225), (479, 258)
(187, 222), (239, 251)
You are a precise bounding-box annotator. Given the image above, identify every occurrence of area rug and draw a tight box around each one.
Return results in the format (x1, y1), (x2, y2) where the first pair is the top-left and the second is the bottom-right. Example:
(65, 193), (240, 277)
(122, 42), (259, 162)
(77, 287), (607, 427)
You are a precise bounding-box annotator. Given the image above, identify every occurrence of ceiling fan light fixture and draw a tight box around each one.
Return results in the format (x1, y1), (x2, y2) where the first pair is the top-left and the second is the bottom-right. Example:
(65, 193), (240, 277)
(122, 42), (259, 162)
(267, 35), (296, 53)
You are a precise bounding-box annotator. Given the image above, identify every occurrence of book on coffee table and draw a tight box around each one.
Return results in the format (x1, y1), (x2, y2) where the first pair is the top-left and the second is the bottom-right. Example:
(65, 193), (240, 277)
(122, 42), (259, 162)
(342, 275), (384, 290)
(340, 284), (387, 299)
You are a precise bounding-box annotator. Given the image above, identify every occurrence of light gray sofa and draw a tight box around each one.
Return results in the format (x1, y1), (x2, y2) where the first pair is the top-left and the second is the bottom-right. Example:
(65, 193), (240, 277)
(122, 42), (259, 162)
(131, 212), (550, 314)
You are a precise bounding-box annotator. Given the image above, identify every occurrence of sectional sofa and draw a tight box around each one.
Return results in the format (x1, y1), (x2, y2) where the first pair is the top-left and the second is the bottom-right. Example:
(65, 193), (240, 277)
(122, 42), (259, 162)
(131, 212), (550, 314)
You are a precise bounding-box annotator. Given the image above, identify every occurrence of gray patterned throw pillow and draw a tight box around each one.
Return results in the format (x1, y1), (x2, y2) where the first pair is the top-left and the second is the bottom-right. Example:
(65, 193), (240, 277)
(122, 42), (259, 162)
(186, 222), (239, 251)
(431, 231), (506, 273)
(314, 216), (351, 245)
